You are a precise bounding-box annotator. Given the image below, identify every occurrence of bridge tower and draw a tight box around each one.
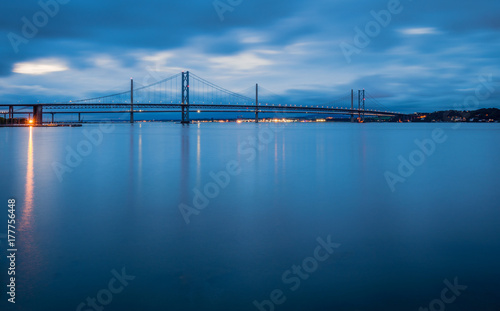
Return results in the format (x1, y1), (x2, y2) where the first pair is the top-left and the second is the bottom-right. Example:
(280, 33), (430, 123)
(130, 78), (134, 123)
(350, 89), (354, 123)
(356, 89), (366, 123)
(358, 90), (361, 122)
(255, 83), (259, 123)
(362, 89), (365, 122)
(181, 71), (190, 124)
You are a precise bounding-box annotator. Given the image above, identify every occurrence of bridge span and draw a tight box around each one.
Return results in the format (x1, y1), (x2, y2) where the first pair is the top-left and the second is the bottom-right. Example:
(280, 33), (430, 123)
(1, 71), (409, 124)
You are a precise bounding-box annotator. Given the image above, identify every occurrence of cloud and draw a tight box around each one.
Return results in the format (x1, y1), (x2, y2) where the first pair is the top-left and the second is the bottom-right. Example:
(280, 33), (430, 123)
(208, 52), (273, 71)
(399, 27), (440, 35)
(12, 58), (69, 75)
(0, 0), (499, 111)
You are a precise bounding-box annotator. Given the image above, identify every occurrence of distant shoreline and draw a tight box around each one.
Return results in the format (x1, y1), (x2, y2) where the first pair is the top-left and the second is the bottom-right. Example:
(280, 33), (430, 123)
(1, 108), (499, 125)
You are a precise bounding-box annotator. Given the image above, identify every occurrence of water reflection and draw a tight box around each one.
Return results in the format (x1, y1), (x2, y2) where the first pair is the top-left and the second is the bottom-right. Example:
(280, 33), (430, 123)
(19, 126), (40, 293)
(197, 127), (201, 186)
(138, 129), (143, 181)
(129, 125), (144, 197)
(24, 127), (34, 219)
(3, 123), (499, 310)
(180, 125), (191, 207)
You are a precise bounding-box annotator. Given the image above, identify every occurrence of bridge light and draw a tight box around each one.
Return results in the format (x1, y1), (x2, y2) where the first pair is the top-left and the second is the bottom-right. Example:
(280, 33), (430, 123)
(197, 110), (201, 113)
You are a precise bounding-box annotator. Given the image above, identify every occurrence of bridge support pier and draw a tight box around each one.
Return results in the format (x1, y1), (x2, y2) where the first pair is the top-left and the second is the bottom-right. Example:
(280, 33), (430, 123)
(8, 106), (13, 123)
(181, 71), (190, 124)
(78, 113), (81, 122)
(51, 113), (54, 123)
(33, 105), (43, 125)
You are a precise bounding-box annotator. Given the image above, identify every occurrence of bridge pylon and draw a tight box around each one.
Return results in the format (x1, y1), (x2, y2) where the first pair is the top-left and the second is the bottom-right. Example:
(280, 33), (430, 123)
(356, 89), (366, 123)
(255, 83), (259, 123)
(181, 71), (190, 124)
(350, 89), (354, 123)
(362, 89), (365, 122)
(130, 78), (134, 123)
(358, 90), (361, 122)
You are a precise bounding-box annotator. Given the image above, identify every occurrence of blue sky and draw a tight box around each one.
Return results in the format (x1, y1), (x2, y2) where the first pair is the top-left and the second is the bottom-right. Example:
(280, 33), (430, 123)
(1, 0), (499, 112)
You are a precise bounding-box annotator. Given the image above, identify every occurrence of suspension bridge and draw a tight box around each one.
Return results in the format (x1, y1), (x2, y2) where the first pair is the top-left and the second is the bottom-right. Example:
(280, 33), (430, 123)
(0, 71), (409, 124)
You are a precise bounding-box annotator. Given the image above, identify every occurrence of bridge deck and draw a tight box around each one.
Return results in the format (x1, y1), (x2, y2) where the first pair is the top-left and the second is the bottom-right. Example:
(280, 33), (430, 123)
(0, 103), (406, 117)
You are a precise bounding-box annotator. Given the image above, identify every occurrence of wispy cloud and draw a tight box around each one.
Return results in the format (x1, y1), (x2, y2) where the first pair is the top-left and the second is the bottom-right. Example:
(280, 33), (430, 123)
(399, 27), (440, 35)
(13, 59), (69, 75)
(209, 52), (273, 71)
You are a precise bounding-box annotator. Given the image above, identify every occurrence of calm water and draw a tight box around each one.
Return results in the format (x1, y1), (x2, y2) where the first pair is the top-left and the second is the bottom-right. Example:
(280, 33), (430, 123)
(0, 123), (499, 311)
